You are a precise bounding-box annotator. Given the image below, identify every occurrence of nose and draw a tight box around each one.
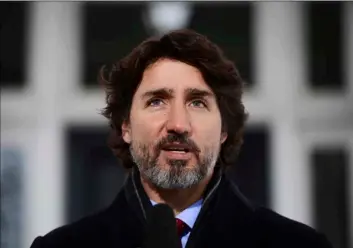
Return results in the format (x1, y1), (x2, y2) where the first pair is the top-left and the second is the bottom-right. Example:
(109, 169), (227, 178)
(166, 103), (192, 135)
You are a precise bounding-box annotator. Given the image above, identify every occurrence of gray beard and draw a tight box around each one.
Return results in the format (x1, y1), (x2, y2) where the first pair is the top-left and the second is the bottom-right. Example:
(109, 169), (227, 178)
(129, 144), (218, 189)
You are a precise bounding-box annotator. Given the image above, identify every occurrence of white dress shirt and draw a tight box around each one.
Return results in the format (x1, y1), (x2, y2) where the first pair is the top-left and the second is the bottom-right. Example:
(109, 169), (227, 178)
(150, 199), (203, 248)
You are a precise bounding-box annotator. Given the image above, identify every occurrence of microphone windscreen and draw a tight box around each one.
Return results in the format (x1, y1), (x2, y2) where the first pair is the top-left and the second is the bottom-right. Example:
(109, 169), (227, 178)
(142, 203), (180, 248)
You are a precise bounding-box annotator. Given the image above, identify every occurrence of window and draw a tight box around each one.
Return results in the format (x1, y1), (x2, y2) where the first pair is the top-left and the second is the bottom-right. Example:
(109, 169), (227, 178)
(189, 2), (253, 87)
(82, 2), (149, 87)
(311, 147), (350, 248)
(306, 2), (344, 91)
(82, 2), (253, 88)
(0, 2), (29, 89)
(227, 125), (270, 207)
(1, 148), (24, 248)
(65, 126), (126, 222)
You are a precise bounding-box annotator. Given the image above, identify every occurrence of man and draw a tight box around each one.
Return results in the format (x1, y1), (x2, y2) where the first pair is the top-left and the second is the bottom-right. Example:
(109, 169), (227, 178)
(30, 29), (332, 248)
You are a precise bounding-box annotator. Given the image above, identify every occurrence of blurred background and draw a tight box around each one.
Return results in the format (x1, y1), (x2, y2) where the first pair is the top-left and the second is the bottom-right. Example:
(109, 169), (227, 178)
(1, 1), (352, 248)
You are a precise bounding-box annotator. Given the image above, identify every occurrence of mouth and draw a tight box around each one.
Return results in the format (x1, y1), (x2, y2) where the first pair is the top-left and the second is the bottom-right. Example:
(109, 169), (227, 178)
(160, 143), (195, 160)
(162, 148), (190, 154)
(161, 143), (193, 153)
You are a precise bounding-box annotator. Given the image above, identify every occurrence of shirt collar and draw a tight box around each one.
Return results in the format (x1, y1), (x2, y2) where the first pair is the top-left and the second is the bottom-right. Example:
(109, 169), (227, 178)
(150, 199), (203, 229)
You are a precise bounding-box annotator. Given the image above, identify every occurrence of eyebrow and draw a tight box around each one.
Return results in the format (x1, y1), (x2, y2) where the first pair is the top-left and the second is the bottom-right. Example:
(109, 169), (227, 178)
(185, 88), (214, 99)
(141, 88), (174, 99)
(141, 87), (215, 100)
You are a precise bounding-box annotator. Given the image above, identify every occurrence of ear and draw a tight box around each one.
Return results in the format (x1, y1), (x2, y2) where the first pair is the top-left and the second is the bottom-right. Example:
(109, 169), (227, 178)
(220, 132), (228, 144)
(121, 121), (131, 144)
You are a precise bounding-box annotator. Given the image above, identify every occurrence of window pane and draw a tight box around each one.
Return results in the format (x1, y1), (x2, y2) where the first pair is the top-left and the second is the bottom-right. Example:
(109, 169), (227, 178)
(65, 126), (126, 223)
(311, 147), (350, 248)
(189, 2), (253, 87)
(82, 2), (253, 88)
(82, 2), (149, 87)
(306, 2), (344, 91)
(227, 125), (270, 207)
(0, 2), (28, 89)
(1, 148), (24, 248)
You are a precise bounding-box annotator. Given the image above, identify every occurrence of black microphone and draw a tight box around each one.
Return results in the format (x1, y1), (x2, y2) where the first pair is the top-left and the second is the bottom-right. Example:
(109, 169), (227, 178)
(142, 203), (180, 248)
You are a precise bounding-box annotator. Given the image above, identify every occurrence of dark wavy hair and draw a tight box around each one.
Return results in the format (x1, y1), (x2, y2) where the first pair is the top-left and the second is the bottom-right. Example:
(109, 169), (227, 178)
(99, 29), (248, 169)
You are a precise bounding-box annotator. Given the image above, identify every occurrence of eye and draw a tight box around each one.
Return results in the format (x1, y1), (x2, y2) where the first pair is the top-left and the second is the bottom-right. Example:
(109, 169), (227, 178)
(147, 98), (164, 107)
(190, 99), (207, 108)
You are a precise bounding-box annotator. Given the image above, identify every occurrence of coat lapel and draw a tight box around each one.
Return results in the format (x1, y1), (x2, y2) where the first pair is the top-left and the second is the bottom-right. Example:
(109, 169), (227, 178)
(115, 166), (256, 248)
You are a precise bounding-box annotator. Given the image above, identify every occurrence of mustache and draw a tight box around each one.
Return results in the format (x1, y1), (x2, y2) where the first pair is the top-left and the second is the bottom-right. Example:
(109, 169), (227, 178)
(155, 132), (200, 153)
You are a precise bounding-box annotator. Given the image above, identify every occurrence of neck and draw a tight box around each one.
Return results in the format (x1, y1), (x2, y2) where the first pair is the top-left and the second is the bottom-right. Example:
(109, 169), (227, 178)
(140, 172), (213, 216)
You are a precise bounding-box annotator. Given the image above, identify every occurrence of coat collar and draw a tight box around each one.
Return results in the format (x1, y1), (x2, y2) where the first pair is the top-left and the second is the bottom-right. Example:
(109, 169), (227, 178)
(120, 164), (256, 248)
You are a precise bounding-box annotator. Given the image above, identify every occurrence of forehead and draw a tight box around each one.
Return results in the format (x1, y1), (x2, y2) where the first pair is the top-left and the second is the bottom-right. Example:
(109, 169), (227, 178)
(135, 59), (214, 95)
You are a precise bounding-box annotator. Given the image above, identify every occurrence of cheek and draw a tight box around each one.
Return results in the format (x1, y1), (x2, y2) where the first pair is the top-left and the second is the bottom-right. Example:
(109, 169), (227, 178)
(130, 115), (162, 145)
(193, 118), (223, 146)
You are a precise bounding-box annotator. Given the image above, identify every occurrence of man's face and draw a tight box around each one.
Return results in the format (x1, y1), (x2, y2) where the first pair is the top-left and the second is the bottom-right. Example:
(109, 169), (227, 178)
(122, 59), (227, 189)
